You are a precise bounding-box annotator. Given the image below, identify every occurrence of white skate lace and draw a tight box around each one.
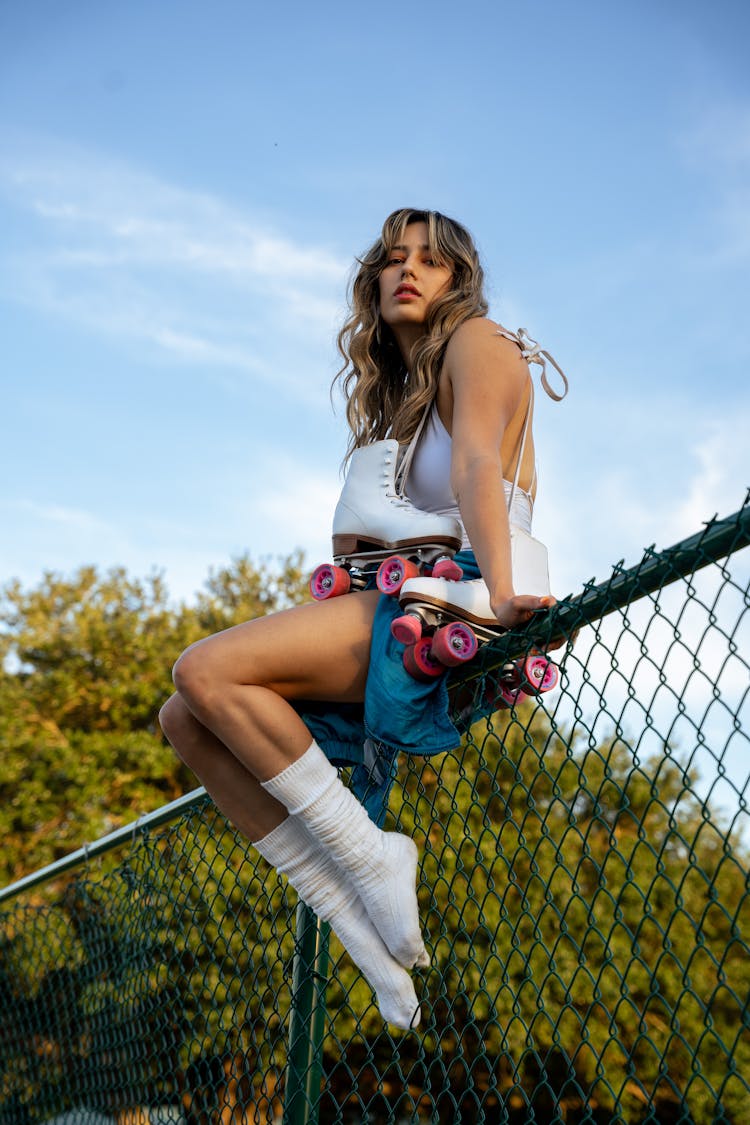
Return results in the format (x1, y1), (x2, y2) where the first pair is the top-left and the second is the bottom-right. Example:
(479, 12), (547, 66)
(384, 453), (417, 507)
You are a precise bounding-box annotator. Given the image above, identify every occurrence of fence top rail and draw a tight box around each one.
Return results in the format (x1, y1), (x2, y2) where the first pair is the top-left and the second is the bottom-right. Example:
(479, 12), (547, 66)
(2, 494), (748, 906)
(469, 492), (750, 674)
(0, 786), (209, 906)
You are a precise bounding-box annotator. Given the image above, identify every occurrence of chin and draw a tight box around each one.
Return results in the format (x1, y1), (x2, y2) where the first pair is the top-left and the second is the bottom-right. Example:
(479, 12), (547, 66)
(384, 310), (426, 328)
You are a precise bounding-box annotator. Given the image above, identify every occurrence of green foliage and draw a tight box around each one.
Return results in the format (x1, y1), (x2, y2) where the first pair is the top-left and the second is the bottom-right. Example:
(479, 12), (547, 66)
(1, 526), (748, 1123)
(2, 705), (747, 1123)
(194, 548), (310, 634)
(0, 553), (310, 885)
(0, 804), (295, 1122)
(372, 708), (750, 1124)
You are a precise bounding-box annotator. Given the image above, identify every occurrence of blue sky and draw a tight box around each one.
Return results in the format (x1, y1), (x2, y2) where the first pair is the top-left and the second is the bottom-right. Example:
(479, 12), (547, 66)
(1, 0), (748, 606)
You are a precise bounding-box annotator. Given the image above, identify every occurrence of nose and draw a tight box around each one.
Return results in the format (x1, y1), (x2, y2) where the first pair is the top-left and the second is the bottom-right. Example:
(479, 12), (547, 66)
(401, 255), (417, 277)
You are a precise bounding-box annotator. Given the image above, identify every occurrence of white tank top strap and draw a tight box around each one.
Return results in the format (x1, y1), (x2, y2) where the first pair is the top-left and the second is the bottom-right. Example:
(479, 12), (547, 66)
(394, 397), (431, 495)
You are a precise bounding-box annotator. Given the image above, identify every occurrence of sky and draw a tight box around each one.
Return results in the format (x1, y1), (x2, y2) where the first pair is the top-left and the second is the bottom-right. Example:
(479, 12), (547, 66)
(1, 0), (749, 609)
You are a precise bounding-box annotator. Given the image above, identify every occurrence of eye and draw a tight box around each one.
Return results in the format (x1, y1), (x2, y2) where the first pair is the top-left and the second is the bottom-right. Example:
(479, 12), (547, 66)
(387, 255), (405, 265)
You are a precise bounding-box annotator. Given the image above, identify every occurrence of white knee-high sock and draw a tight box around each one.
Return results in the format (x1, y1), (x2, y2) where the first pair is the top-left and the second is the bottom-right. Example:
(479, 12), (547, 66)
(254, 814), (421, 1030)
(261, 741), (428, 971)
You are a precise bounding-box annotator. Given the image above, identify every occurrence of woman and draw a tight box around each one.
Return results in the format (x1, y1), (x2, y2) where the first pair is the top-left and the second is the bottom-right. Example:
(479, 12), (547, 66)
(159, 209), (558, 1030)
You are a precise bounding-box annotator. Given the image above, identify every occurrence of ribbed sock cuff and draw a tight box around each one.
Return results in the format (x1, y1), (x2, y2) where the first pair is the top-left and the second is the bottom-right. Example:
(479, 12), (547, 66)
(254, 814), (310, 871)
(261, 740), (337, 816)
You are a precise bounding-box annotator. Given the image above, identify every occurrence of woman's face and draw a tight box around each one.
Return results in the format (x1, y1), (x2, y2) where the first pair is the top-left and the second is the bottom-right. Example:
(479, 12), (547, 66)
(378, 221), (453, 332)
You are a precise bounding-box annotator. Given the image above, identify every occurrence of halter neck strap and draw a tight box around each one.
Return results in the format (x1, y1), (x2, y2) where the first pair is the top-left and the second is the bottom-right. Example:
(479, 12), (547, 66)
(497, 326), (569, 402)
(498, 326), (568, 514)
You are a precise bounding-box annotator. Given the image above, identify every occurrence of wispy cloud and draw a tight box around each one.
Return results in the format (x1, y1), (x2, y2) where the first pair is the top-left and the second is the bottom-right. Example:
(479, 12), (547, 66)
(4, 144), (347, 282)
(1, 462), (342, 601)
(680, 100), (750, 172)
(0, 498), (133, 586)
(0, 138), (349, 395)
(534, 396), (750, 602)
(666, 413), (750, 539)
(13, 499), (116, 533)
(246, 450), (342, 564)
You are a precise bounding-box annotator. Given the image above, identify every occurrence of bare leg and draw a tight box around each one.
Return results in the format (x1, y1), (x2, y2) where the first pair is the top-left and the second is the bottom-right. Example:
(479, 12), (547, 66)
(159, 693), (286, 841)
(169, 590), (382, 788)
(159, 686), (422, 1029)
(160, 598), (425, 1030)
(161, 589), (427, 1006)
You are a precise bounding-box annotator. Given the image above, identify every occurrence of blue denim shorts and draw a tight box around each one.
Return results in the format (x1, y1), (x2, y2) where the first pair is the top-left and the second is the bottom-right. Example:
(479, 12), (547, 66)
(295, 551), (480, 824)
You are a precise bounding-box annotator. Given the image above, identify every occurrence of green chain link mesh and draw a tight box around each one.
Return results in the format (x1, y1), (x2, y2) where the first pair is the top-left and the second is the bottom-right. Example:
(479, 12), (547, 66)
(1, 498), (748, 1125)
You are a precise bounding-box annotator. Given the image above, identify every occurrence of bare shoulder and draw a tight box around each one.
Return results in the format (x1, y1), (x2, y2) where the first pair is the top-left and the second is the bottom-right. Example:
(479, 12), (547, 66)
(444, 316), (528, 388)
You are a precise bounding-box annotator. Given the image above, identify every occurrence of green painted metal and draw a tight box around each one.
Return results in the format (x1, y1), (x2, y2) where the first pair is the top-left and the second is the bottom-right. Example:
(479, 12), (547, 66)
(0, 786), (209, 905)
(283, 904), (330, 1125)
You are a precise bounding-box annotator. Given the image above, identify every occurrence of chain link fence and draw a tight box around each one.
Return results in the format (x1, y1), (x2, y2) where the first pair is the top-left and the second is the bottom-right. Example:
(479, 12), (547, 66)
(1, 496), (748, 1125)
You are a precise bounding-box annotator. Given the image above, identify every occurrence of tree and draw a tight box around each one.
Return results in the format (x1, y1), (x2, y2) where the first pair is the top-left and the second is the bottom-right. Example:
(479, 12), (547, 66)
(5, 702), (745, 1124)
(1, 555), (747, 1123)
(0, 553), (310, 884)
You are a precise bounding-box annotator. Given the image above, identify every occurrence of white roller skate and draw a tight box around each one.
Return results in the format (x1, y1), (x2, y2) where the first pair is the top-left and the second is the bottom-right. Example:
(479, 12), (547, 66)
(310, 440), (464, 600)
(390, 575), (559, 698)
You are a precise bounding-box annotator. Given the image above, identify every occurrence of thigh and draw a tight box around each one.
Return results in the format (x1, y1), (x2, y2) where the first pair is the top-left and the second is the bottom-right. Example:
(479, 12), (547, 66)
(183, 590), (382, 704)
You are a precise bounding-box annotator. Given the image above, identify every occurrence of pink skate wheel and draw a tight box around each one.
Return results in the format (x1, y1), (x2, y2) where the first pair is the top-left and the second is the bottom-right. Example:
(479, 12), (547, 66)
(521, 654), (559, 695)
(391, 613), (423, 646)
(403, 638), (444, 681)
(376, 555), (419, 595)
(309, 564), (351, 601)
(432, 557), (464, 581)
(431, 621), (478, 667)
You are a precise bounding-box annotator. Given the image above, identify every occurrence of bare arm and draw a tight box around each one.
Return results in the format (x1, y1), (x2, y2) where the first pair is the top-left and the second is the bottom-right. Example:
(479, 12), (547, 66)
(444, 319), (554, 628)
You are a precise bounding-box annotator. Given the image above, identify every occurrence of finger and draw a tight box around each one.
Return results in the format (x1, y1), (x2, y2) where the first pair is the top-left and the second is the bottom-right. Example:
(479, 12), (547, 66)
(512, 594), (555, 612)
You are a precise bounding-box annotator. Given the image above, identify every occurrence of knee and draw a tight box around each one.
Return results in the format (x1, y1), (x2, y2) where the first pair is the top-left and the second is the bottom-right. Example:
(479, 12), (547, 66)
(159, 690), (196, 741)
(171, 641), (220, 718)
(160, 693), (211, 773)
(158, 693), (192, 756)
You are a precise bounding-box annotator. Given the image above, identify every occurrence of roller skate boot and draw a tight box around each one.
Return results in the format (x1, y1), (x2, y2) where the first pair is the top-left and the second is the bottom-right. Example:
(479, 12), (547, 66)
(310, 440), (464, 600)
(391, 574), (559, 696)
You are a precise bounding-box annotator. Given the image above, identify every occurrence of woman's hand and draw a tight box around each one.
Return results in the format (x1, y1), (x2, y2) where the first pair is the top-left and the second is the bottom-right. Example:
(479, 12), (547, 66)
(491, 593), (556, 630)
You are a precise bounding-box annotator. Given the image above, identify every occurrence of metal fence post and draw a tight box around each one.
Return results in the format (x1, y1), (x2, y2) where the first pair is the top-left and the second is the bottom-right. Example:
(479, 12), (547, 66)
(283, 901), (330, 1125)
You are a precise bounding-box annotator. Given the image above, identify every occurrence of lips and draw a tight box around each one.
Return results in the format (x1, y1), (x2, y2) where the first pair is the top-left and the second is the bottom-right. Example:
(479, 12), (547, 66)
(394, 284), (420, 297)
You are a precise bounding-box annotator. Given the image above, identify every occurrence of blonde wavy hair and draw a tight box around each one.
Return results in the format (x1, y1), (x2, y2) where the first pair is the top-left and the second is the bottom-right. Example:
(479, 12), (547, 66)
(334, 208), (488, 461)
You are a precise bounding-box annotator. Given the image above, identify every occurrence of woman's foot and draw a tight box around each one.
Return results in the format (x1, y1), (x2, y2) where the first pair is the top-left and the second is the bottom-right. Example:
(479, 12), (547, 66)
(352, 830), (429, 970)
(328, 893), (422, 1029)
(254, 814), (422, 1029)
(261, 741), (429, 969)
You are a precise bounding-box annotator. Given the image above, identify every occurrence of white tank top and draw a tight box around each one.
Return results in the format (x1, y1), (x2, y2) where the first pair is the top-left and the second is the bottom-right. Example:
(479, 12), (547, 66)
(405, 404), (533, 550)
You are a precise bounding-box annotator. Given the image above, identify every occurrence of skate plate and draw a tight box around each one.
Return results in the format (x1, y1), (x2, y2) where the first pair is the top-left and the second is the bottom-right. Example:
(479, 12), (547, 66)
(310, 542), (463, 600)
